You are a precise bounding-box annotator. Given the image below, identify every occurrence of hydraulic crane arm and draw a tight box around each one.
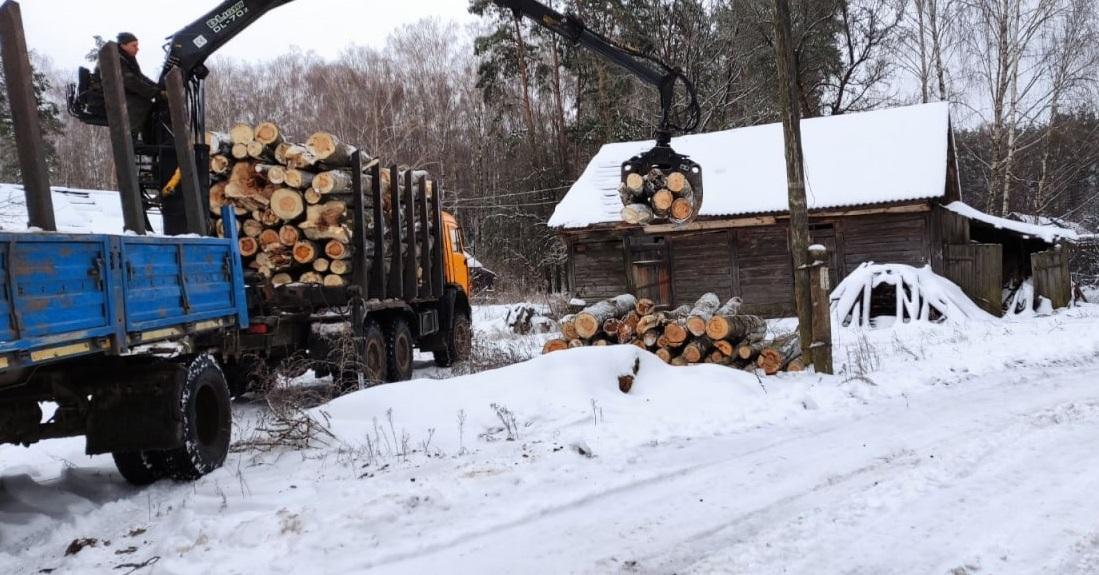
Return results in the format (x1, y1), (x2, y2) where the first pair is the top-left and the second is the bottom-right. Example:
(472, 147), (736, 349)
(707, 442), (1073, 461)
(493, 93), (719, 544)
(159, 0), (296, 82)
(492, 0), (705, 224)
(490, 0), (700, 144)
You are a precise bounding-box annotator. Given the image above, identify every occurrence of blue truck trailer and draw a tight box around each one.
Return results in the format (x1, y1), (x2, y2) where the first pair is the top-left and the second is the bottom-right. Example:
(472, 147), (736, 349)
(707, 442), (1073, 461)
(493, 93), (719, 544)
(0, 207), (249, 483)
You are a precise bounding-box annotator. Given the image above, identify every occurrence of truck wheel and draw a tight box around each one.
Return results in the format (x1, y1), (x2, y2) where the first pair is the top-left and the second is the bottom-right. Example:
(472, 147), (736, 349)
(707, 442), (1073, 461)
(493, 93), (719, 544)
(433, 311), (472, 367)
(385, 318), (414, 382)
(112, 451), (167, 486)
(335, 320), (387, 390)
(162, 354), (232, 481)
(363, 320), (388, 384)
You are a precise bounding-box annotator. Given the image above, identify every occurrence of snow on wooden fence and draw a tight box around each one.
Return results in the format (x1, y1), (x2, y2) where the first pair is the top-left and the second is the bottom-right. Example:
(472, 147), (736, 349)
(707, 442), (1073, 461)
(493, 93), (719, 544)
(830, 263), (994, 327)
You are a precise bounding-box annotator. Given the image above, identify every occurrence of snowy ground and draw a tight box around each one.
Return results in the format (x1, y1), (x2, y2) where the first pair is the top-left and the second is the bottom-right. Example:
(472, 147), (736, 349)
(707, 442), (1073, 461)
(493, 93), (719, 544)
(2, 304), (1099, 574)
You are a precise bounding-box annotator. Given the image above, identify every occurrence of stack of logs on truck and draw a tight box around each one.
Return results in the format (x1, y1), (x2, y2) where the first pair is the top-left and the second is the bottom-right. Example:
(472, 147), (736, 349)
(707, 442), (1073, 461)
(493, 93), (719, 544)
(208, 122), (430, 288)
(544, 294), (804, 374)
(206, 121), (472, 385)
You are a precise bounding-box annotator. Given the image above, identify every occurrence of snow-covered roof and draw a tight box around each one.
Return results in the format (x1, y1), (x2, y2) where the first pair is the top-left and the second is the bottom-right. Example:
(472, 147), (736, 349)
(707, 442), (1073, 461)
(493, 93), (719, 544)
(550, 102), (952, 229)
(1007, 212), (1093, 235)
(0, 183), (163, 234)
(944, 201), (1078, 243)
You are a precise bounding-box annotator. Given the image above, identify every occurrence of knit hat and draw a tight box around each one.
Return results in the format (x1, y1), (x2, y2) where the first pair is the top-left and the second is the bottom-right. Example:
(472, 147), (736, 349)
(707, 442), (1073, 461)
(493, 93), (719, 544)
(117, 32), (138, 45)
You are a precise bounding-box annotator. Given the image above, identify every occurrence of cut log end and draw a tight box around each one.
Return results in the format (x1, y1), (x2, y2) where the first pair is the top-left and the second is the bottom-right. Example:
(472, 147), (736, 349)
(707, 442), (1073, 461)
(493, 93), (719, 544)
(664, 323), (688, 346)
(543, 339), (569, 354)
(666, 171), (687, 193)
(652, 189), (674, 212)
(254, 121), (283, 146)
(670, 198), (695, 222)
(757, 348), (783, 375)
(229, 123), (254, 145)
(621, 203), (654, 225)
(270, 188), (305, 221)
(239, 237), (258, 257)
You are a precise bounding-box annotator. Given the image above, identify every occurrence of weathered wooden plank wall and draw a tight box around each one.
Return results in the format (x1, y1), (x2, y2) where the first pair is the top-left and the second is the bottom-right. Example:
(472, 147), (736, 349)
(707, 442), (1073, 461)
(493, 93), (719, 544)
(671, 231), (734, 307)
(943, 243), (1003, 315)
(565, 208), (935, 317)
(569, 237), (627, 301)
(734, 225), (795, 316)
(843, 214), (930, 271)
(1032, 246), (1072, 309)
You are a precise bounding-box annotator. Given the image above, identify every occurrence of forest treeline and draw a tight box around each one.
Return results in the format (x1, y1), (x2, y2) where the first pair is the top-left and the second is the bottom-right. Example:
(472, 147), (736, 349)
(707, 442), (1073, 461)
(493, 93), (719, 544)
(2, 0), (1097, 289)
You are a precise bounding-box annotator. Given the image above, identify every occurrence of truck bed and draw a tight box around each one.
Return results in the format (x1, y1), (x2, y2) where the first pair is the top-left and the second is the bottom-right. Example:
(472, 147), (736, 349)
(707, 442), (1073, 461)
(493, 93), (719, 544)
(0, 232), (248, 373)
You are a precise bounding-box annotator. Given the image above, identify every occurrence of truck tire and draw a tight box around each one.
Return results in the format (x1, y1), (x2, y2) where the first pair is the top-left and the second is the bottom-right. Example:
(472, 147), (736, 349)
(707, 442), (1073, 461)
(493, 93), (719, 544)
(335, 320), (387, 390)
(385, 318), (414, 382)
(162, 354), (232, 480)
(112, 451), (167, 486)
(363, 320), (388, 385)
(433, 311), (472, 367)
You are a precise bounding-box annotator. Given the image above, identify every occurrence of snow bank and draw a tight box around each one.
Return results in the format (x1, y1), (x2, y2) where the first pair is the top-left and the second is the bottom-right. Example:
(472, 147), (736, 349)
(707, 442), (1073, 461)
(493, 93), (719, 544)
(321, 346), (834, 454)
(944, 201), (1077, 243)
(0, 183), (164, 234)
(831, 262), (995, 326)
(550, 102), (950, 228)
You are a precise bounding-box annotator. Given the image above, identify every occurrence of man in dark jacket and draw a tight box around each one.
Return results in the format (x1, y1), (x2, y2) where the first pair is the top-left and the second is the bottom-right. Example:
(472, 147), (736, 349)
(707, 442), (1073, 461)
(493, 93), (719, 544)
(116, 32), (159, 135)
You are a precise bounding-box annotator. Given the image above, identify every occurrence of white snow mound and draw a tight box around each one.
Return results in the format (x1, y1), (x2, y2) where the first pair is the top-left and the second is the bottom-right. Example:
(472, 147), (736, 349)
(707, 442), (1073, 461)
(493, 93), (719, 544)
(321, 346), (821, 453)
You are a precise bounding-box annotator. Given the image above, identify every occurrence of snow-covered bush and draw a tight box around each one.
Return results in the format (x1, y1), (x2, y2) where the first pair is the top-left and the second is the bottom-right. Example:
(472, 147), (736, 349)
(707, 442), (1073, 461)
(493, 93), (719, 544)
(1004, 279), (1054, 317)
(831, 263), (994, 327)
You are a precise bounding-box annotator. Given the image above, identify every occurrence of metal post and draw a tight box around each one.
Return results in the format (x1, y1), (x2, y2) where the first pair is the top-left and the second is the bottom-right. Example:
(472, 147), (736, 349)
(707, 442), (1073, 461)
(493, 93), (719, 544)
(808, 244), (833, 374)
(431, 180), (445, 296)
(0, 0), (55, 231)
(350, 151), (369, 295)
(98, 41), (146, 235)
(387, 165), (403, 299)
(165, 67), (206, 235)
(403, 170), (417, 301)
(369, 162), (386, 299)
(417, 175), (432, 299)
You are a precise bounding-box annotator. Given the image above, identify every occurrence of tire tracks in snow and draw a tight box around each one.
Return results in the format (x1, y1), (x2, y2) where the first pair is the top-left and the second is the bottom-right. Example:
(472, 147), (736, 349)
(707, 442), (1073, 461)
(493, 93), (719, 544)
(375, 363), (1099, 574)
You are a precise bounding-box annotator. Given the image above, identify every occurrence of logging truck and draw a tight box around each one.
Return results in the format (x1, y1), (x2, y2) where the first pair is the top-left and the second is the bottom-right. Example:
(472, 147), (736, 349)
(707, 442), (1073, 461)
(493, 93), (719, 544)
(0, 0), (702, 484)
(0, 0), (471, 485)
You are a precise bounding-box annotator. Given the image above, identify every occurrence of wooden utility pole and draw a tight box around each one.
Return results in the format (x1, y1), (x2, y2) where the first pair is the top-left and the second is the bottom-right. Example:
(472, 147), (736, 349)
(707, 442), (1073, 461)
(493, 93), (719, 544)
(772, 0), (814, 365)
(808, 245), (833, 374)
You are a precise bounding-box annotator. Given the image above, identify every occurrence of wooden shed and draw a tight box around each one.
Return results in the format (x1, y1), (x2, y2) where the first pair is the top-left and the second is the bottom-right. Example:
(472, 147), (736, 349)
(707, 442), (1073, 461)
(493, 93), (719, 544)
(550, 103), (1073, 317)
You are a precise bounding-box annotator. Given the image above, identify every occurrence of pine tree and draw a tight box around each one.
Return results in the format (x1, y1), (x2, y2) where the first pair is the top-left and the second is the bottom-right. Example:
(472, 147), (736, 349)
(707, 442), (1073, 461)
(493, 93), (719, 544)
(0, 61), (62, 183)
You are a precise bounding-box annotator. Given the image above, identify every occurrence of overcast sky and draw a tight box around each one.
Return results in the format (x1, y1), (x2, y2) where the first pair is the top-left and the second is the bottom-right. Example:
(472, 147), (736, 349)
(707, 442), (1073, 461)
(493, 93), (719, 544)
(22, 0), (476, 72)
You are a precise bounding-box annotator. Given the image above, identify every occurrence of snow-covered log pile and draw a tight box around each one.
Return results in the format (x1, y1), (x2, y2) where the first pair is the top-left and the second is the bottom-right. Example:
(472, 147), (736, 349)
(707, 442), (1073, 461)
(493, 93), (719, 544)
(618, 168), (699, 225)
(207, 122), (434, 288)
(543, 293), (804, 374)
(830, 262), (995, 327)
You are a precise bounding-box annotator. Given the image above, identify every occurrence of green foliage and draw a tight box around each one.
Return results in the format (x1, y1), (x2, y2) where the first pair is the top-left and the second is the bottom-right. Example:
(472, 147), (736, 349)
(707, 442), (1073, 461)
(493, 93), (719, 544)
(0, 61), (62, 183)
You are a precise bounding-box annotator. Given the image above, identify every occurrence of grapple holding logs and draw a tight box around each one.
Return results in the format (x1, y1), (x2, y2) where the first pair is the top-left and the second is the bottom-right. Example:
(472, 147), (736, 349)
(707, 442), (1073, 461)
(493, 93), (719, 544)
(620, 142), (703, 226)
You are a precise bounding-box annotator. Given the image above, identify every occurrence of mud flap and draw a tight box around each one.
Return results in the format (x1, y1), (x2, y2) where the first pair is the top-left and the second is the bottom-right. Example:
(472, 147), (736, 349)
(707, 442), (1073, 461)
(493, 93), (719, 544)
(85, 363), (185, 455)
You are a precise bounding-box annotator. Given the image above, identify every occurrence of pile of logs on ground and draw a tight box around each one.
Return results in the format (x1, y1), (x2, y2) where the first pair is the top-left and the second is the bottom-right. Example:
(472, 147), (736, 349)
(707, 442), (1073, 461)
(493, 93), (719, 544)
(619, 168), (697, 226)
(543, 293), (805, 374)
(207, 122), (433, 288)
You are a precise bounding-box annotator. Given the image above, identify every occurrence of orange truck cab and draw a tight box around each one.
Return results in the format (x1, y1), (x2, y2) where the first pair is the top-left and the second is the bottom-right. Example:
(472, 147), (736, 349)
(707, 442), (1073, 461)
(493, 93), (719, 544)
(441, 211), (471, 296)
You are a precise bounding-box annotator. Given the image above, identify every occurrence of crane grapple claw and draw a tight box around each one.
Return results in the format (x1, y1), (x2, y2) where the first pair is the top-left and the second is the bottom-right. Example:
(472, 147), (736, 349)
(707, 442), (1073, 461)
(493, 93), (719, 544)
(621, 143), (703, 225)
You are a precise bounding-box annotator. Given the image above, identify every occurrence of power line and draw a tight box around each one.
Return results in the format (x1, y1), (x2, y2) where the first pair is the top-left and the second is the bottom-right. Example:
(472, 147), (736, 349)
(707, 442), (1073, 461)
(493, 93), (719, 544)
(448, 183), (575, 203)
